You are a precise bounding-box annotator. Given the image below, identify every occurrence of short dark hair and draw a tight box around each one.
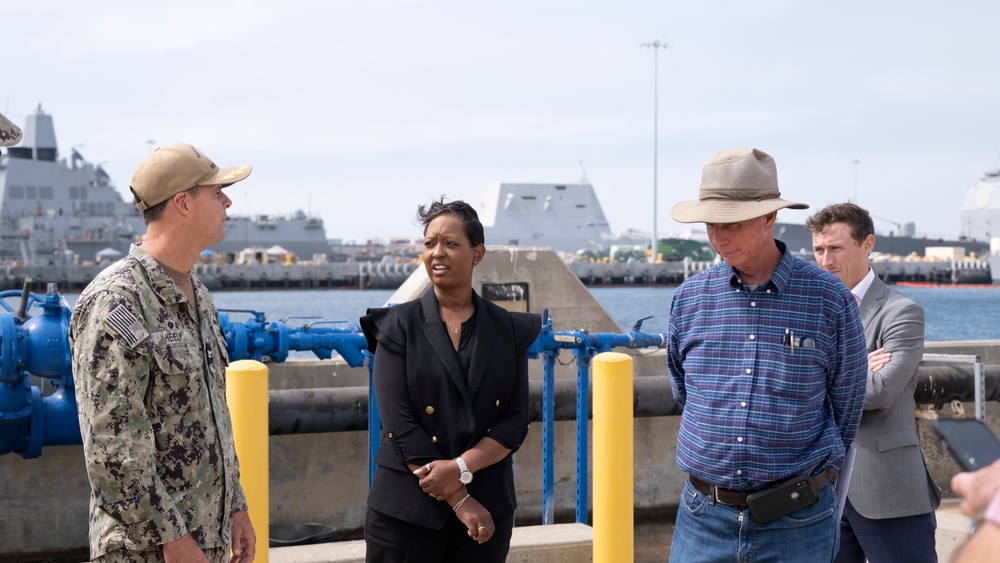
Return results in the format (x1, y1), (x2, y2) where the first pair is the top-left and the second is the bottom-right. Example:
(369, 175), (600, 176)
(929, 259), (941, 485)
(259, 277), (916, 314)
(417, 198), (485, 247)
(135, 185), (202, 224)
(804, 202), (874, 244)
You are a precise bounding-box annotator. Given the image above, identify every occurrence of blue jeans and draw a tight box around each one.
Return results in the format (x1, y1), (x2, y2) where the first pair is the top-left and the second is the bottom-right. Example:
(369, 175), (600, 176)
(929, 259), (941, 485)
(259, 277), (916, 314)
(669, 477), (840, 563)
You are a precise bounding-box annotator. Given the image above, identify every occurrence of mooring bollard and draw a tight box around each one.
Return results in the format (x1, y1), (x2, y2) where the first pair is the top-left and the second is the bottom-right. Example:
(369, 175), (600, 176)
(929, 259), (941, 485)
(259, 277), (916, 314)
(227, 359), (270, 562)
(593, 352), (634, 563)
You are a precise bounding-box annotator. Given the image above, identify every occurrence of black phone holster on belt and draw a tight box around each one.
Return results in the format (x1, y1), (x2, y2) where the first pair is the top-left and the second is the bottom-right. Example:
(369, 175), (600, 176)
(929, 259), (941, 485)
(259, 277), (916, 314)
(745, 473), (820, 524)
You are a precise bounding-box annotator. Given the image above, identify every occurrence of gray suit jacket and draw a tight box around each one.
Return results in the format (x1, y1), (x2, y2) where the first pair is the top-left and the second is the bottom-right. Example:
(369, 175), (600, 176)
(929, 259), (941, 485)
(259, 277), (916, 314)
(847, 276), (942, 519)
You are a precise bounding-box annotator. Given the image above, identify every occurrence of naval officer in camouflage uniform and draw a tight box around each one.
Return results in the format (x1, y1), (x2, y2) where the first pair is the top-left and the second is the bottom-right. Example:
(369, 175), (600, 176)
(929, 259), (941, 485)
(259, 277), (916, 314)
(70, 143), (256, 563)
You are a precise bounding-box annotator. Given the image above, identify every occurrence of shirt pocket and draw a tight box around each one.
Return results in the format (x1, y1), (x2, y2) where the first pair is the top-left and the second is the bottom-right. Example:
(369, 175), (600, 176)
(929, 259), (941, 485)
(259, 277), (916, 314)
(764, 345), (830, 404)
(148, 338), (206, 416)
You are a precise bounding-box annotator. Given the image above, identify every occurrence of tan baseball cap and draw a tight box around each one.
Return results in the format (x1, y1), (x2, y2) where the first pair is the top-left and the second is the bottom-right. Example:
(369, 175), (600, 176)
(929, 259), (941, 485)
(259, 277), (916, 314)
(130, 142), (252, 211)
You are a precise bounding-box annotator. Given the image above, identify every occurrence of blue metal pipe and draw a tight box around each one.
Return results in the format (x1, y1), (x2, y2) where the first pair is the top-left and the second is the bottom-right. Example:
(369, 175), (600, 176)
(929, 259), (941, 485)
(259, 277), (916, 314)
(525, 310), (667, 525)
(574, 350), (591, 525)
(367, 352), (378, 489)
(0, 382), (32, 455)
(218, 311), (368, 367)
(0, 290), (374, 458)
(541, 350), (557, 525)
(41, 387), (82, 447)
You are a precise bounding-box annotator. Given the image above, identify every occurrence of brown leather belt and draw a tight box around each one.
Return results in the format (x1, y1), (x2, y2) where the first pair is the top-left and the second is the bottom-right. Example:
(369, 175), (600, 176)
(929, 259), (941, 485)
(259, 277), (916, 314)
(688, 471), (834, 507)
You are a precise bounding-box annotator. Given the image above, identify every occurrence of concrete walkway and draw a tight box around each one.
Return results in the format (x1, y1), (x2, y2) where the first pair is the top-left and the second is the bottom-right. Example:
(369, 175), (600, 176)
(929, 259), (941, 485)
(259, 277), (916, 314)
(936, 499), (973, 563)
(270, 523), (593, 563)
(270, 501), (971, 563)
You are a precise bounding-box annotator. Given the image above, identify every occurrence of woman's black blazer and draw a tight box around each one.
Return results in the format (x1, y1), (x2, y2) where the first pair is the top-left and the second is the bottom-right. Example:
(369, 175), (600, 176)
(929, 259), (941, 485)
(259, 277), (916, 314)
(360, 288), (541, 529)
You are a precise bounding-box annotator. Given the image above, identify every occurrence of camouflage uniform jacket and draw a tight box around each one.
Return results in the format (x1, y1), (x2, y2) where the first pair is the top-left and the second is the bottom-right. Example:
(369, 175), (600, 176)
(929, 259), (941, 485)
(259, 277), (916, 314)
(69, 244), (248, 559)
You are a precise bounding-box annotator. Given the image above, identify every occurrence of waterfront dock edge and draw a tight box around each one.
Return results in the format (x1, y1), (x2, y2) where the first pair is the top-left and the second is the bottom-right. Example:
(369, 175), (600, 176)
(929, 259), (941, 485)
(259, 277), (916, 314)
(268, 506), (970, 563)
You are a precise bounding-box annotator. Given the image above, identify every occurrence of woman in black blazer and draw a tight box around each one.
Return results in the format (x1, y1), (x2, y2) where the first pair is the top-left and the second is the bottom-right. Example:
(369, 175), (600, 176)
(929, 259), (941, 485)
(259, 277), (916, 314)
(360, 199), (541, 563)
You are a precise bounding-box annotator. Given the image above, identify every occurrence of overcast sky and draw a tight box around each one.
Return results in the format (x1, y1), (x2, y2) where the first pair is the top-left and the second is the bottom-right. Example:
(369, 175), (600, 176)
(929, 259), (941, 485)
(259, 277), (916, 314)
(4, 1), (998, 243)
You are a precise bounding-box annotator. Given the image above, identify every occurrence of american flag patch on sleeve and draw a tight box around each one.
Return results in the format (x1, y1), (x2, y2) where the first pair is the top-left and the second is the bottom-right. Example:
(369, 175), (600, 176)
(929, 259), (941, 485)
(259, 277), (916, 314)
(105, 305), (150, 348)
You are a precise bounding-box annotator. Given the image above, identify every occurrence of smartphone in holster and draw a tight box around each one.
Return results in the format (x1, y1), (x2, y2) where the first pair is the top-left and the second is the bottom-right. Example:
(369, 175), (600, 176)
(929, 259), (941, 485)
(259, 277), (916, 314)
(932, 417), (1000, 472)
(745, 474), (819, 524)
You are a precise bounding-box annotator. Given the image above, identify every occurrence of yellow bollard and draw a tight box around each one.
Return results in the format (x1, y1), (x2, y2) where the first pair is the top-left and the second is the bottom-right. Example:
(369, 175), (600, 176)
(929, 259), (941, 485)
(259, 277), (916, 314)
(227, 359), (269, 563)
(593, 352), (634, 563)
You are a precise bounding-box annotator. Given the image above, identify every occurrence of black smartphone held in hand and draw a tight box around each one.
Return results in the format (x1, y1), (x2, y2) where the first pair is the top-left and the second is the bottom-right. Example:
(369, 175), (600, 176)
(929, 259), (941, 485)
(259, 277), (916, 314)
(932, 418), (1000, 472)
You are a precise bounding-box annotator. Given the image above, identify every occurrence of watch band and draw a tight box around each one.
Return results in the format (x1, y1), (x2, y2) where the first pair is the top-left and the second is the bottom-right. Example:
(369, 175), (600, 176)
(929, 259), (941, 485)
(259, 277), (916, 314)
(455, 456), (473, 484)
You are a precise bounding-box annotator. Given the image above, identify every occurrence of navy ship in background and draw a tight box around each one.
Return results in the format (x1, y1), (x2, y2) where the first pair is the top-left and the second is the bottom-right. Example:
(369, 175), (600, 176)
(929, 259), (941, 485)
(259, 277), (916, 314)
(479, 180), (996, 284)
(478, 181), (645, 253)
(961, 168), (1000, 283)
(480, 181), (992, 257)
(0, 105), (332, 266)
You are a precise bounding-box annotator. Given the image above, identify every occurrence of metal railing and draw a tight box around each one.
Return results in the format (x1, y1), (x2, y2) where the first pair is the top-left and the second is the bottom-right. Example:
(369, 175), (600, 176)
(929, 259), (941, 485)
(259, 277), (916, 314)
(922, 353), (985, 420)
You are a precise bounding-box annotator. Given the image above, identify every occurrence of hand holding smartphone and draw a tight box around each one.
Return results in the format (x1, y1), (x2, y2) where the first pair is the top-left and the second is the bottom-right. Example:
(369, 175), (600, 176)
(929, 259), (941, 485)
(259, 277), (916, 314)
(932, 418), (1000, 472)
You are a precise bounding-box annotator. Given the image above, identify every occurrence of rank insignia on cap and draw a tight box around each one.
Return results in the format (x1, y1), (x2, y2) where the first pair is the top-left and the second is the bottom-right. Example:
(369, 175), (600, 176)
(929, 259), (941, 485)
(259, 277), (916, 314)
(105, 305), (149, 348)
(220, 165), (249, 182)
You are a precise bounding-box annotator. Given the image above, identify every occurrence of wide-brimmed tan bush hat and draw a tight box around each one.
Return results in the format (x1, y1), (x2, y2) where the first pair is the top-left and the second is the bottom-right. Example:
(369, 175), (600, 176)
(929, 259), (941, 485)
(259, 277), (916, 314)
(130, 143), (252, 211)
(671, 147), (808, 224)
(0, 112), (21, 147)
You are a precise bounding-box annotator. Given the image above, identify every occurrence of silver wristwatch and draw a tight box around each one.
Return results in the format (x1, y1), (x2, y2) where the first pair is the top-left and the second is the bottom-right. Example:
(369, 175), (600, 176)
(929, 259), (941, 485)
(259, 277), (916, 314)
(455, 456), (473, 484)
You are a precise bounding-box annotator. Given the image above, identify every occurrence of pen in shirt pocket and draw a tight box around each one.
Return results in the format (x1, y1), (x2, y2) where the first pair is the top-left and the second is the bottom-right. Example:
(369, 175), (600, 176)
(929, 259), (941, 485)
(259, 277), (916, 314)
(783, 329), (815, 354)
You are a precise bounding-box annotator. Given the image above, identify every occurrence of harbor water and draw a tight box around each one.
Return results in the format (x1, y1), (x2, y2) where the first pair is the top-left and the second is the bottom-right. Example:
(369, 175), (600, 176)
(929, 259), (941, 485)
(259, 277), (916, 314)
(598, 285), (1000, 343)
(55, 285), (1000, 343)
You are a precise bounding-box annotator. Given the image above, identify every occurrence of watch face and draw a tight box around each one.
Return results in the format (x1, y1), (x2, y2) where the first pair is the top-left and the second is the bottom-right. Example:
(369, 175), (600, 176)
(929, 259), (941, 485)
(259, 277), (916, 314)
(460, 472), (473, 484)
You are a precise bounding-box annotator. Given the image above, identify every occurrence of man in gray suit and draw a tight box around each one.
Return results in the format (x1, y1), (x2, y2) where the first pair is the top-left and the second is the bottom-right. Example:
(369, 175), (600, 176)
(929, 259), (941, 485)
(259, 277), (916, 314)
(807, 203), (941, 563)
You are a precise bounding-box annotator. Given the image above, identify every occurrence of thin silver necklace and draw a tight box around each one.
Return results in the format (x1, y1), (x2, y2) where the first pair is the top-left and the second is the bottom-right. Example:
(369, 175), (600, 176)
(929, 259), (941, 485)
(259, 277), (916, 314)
(440, 309), (463, 334)
(440, 302), (471, 335)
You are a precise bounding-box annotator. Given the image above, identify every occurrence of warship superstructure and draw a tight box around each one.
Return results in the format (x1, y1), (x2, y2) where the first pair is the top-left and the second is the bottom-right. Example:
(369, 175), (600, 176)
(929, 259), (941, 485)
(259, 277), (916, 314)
(961, 168), (1000, 242)
(0, 105), (332, 265)
(961, 167), (1000, 282)
(477, 181), (647, 253)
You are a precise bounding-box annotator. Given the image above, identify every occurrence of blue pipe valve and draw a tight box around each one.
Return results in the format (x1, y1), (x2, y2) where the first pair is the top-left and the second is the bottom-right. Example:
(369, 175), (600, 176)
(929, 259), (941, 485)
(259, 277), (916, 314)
(527, 309), (666, 357)
(219, 310), (369, 367)
(0, 284), (76, 458)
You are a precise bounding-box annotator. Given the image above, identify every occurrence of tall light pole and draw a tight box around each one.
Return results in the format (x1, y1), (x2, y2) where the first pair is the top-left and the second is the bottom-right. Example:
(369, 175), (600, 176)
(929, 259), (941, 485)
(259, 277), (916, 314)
(851, 159), (860, 203)
(642, 40), (669, 264)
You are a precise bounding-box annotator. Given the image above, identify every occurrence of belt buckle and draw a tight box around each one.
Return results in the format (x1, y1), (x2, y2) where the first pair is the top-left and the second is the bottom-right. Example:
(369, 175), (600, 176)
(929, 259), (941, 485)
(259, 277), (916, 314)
(712, 486), (728, 506)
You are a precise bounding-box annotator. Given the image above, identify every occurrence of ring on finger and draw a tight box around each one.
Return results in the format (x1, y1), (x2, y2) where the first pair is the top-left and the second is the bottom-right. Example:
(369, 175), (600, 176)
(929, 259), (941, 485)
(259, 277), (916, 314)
(424, 464), (430, 472)
(478, 526), (486, 530)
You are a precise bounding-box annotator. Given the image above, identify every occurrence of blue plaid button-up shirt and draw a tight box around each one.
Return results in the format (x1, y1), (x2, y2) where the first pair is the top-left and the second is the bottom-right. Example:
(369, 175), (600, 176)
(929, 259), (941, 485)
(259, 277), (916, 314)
(668, 240), (867, 491)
